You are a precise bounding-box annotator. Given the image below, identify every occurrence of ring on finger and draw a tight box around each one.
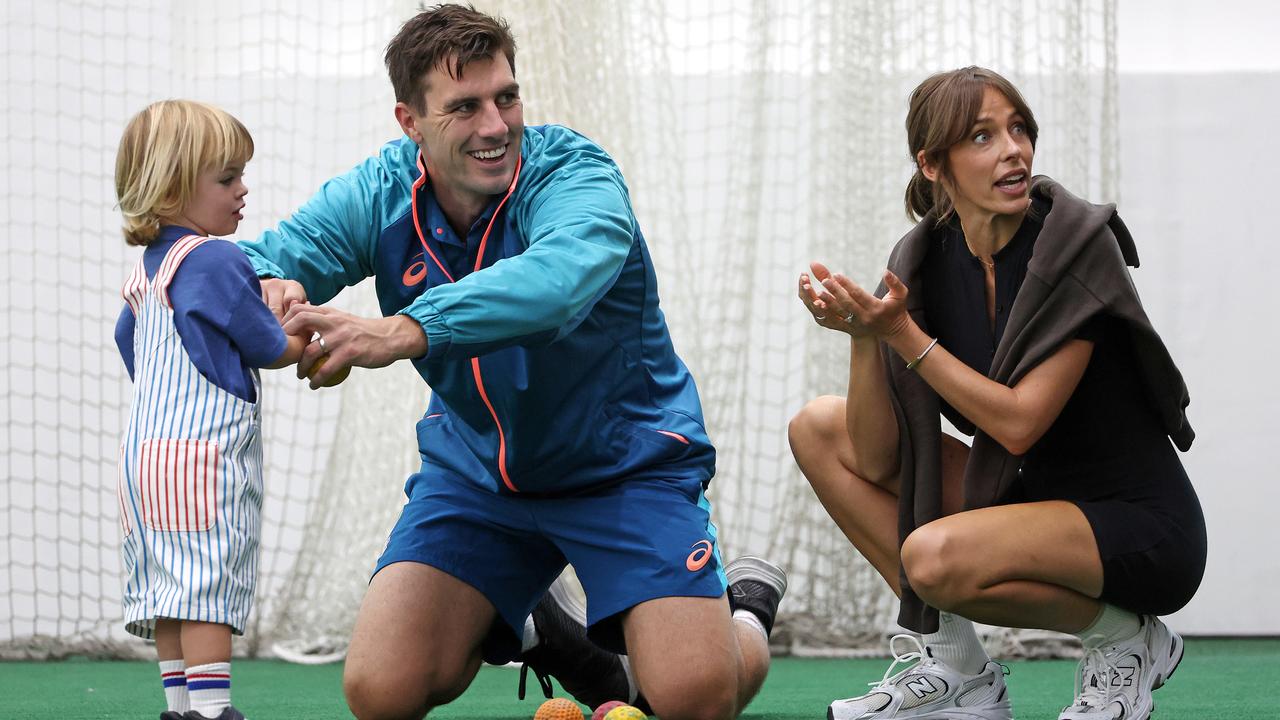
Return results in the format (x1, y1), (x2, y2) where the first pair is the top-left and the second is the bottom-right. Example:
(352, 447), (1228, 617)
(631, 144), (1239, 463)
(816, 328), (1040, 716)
(317, 335), (328, 354)
(844, 313), (855, 324)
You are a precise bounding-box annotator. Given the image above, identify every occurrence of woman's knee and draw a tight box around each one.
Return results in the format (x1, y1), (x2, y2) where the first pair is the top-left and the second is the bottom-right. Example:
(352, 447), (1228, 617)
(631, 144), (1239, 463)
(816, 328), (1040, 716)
(788, 395), (847, 452)
(901, 522), (976, 609)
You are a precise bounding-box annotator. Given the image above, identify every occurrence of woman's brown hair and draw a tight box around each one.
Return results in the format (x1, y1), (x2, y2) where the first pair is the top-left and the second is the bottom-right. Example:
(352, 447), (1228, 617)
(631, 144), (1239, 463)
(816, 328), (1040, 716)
(904, 67), (1038, 223)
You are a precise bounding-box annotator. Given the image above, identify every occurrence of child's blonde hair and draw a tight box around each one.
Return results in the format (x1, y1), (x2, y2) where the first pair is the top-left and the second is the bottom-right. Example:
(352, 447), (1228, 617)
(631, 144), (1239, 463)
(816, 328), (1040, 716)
(114, 100), (254, 246)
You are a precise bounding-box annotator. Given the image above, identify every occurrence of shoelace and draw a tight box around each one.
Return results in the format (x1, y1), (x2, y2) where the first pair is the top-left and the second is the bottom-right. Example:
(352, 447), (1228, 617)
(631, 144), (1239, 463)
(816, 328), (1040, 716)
(868, 634), (929, 689)
(518, 661), (554, 701)
(1069, 646), (1119, 712)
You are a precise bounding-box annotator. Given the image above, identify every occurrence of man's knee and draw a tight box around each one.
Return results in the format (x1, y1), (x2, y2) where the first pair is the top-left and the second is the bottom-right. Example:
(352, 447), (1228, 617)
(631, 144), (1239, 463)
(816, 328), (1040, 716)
(641, 661), (740, 720)
(901, 522), (976, 610)
(343, 659), (469, 720)
(344, 665), (424, 720)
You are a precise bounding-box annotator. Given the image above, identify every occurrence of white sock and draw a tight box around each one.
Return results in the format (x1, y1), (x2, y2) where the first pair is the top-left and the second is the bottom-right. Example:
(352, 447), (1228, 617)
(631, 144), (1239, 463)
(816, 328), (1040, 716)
(158, 659), (189, 713)
(186, 661), (231, 718)
(922, 612), (990, 675)
(1076, 604), (1141, 648)
(733, 608), (768, 641)
(520, 614), (539, 653)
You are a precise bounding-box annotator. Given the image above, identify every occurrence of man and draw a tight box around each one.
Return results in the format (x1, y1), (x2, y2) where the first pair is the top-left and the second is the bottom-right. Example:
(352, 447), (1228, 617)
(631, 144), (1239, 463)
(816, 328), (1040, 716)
(241, 5), (785, 718)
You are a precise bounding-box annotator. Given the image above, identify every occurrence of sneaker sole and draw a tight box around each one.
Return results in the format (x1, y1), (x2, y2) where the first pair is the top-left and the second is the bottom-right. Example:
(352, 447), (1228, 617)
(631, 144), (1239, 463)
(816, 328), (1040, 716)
(545, 570), (588, 626)
(828, 700), (1012, 720)
(1153, 626), (1184, 690)
(1128, 622), (1184, 720)
(725, 556), (788, 596)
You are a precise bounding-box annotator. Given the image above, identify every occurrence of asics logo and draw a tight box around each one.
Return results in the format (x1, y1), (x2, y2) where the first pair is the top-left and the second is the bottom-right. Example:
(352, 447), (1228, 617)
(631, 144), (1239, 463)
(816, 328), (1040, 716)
(403, 253), (427, 286)
(686, 540), (712, 571)
(904, 676), (938, 699)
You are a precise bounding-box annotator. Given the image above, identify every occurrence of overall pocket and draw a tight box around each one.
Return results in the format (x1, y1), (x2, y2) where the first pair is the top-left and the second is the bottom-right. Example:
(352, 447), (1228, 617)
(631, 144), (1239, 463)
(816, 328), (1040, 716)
(138, 438), (220, 532)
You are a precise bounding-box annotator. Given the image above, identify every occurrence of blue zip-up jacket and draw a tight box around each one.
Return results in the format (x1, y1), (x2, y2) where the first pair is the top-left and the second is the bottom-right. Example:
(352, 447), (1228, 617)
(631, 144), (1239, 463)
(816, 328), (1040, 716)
(239, 125), (714, 494)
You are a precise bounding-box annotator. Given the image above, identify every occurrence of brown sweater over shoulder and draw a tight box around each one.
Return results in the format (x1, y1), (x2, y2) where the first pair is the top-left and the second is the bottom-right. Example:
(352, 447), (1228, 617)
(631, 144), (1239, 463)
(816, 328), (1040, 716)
(878, 176), (1194, 633)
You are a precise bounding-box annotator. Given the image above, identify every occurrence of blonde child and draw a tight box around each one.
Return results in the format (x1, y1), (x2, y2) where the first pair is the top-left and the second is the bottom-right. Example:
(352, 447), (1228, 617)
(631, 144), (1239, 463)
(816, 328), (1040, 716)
(113, 100), (305, 720)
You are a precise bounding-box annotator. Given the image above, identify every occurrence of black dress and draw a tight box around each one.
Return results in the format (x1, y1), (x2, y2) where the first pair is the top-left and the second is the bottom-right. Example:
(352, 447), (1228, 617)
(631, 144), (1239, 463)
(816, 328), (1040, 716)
(920, 203), (1206, 615)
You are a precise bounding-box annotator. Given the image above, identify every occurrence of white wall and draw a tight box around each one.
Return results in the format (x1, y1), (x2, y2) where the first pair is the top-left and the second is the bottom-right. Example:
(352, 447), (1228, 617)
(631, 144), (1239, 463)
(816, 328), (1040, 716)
(1117, 2), (1280, 634)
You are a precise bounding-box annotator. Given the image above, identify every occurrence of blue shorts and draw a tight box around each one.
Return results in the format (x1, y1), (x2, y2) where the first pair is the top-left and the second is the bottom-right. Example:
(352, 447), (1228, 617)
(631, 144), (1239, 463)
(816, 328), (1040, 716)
(374, 466), (728, 662)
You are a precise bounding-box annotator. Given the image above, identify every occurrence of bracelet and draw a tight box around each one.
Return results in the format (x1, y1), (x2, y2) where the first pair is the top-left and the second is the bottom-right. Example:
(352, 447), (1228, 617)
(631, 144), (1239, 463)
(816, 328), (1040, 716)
(906, 337), (939, 371)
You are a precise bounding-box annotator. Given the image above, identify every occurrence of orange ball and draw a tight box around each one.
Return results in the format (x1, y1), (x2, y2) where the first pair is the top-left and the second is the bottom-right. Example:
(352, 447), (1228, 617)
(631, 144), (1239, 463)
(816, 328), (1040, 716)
(307, 354), (350, 387)
(534, 697), (585, 720)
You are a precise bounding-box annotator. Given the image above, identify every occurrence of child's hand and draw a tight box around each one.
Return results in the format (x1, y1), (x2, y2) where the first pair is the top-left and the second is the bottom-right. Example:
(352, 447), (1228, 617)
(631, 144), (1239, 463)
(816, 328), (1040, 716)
(261, 278), (307, 321)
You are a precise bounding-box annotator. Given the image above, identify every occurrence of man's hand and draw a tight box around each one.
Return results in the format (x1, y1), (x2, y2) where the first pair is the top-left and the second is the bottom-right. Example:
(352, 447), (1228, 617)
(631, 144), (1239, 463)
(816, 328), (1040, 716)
(282, 305), (429, 389)
(261, 279), (308, 321)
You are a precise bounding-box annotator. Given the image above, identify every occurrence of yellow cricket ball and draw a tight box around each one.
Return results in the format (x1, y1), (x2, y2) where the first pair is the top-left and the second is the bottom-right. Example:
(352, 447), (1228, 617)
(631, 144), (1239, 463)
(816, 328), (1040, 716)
(307, 354), (350, 388)
(603, 704), (646, 720)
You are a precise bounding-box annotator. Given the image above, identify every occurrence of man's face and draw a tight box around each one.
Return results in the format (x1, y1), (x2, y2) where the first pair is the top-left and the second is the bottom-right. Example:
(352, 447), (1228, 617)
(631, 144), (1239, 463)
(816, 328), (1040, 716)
(403, 52), (523, 222)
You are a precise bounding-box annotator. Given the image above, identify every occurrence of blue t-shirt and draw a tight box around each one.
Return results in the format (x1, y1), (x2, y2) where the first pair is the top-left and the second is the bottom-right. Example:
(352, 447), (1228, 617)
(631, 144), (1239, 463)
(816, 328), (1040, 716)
(115, 225), (287, 402)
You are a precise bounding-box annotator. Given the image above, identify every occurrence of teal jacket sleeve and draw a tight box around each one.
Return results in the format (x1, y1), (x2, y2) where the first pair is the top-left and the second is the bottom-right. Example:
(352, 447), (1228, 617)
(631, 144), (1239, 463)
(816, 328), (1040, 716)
(238, 156), (388, 304)
(401, 141), (635, 360)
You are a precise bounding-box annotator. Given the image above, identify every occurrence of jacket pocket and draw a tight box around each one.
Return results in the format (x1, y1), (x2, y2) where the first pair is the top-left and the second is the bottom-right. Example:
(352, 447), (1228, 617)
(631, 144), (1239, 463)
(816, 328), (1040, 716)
(138, 439), (220, 532)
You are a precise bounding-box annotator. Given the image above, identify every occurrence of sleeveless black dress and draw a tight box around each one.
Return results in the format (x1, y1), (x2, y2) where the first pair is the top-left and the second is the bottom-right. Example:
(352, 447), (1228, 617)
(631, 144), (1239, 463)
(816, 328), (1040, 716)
(920, 202), (1206, 614)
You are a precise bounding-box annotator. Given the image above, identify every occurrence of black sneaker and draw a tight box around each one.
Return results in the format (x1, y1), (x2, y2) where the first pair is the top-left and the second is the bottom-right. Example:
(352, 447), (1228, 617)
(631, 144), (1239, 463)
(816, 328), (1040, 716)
(183, 706), (245, 720)
(519, 575), (648, 712)
(160, 713), (185, 720)
(726, 556), (787, 636)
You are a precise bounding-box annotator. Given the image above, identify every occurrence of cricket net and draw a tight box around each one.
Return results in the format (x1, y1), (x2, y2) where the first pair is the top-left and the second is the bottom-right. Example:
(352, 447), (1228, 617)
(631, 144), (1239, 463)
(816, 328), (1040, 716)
(1, 0), (1115, 660)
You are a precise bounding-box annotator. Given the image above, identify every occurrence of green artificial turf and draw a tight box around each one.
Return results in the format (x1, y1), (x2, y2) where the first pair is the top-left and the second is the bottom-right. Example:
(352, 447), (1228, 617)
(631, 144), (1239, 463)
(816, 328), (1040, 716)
(0, 639), (1272, 719)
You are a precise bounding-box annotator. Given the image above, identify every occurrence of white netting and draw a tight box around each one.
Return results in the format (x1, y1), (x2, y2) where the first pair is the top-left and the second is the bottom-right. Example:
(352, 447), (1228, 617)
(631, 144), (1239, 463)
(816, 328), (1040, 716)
(1, 0), (1115, 660)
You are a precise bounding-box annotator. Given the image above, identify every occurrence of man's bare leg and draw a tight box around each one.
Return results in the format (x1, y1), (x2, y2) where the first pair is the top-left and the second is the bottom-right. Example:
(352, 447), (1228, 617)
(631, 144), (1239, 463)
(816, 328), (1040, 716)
(343, 562), (496, 720)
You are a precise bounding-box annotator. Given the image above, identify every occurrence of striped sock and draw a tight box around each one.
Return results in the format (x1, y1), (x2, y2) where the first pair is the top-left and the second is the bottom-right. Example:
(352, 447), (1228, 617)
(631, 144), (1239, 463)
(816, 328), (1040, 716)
(186, 661), (231, 718)
(158, 659), (189, 713)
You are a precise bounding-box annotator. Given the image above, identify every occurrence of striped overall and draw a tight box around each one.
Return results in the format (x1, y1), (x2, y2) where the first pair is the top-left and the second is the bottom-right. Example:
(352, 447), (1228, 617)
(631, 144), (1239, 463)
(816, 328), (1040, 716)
(118, 235), (264, 638)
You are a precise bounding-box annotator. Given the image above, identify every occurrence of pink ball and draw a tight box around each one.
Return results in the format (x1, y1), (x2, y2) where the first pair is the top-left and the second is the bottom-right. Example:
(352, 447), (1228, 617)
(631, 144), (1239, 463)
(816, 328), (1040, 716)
(591, 700), (627, 720)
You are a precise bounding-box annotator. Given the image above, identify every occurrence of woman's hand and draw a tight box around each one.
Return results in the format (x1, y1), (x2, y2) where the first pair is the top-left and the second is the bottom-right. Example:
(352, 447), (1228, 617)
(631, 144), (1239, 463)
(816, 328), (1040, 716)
(818, 266), (913, 340)
(799, 263), (877, 338)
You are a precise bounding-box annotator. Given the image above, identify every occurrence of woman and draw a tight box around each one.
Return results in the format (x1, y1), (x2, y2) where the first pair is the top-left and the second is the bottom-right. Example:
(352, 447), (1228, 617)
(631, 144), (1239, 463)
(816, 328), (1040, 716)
(790, 67), (1205, 720)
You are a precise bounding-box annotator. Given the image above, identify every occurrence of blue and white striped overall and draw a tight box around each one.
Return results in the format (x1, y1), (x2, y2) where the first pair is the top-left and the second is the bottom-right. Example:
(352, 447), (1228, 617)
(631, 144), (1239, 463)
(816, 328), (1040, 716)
(118, 235), (264, 638)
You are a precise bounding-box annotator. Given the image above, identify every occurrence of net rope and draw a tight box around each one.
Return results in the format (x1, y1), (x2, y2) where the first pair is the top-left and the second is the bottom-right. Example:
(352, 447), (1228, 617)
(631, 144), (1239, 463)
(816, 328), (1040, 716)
(1, 0), (1115, 660)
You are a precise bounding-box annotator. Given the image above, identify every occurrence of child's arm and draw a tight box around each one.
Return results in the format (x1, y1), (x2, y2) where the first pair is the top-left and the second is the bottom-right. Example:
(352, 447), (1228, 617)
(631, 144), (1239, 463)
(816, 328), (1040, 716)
(264, 333), (308, 369)
(114, 305), (136, 380)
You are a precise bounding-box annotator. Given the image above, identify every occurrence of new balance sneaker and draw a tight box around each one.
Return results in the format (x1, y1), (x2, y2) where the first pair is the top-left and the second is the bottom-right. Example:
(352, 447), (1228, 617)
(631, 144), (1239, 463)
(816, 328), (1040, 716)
(1058, 615), (1184, 720)
(726, 556), (788, 636)
(519, 575), (647, 712)
(183, 707), (245, 720)
(828, 635), (1012, 720)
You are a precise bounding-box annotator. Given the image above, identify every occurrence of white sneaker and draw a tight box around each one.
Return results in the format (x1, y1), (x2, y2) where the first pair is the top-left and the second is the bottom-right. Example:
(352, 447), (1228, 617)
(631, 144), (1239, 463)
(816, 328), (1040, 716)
(1058, 615), (1184, 720)
(828, 635), (1013, 720)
